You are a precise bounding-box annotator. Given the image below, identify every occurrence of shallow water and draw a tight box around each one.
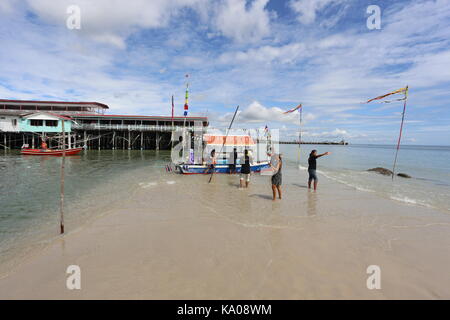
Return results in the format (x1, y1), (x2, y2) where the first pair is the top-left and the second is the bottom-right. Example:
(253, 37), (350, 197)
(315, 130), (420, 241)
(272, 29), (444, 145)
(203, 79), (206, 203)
(281, 144), (450, 213)
(0, 150), (171, 273)
(0, 144), (449, 275)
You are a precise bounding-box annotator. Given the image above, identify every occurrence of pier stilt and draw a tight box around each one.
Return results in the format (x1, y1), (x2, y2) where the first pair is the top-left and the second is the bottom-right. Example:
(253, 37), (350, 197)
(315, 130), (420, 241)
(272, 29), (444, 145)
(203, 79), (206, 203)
(140, 132), (143, 150)
(128, 131), (131, 150)
(156, 132), (160, 151)
(84, 131), (87, 149)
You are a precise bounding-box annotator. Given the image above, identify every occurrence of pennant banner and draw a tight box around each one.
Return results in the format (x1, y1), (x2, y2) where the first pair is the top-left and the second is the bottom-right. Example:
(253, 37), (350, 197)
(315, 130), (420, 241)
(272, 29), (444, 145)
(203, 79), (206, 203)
(365, 87), (407, 104)
(283, 104), (302, 114)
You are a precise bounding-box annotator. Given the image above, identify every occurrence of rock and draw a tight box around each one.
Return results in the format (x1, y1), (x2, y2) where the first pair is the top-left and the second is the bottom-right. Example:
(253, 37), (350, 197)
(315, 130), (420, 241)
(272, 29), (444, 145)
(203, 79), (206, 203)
(367, 167), (393, 176)
(397, 173), (411, 178)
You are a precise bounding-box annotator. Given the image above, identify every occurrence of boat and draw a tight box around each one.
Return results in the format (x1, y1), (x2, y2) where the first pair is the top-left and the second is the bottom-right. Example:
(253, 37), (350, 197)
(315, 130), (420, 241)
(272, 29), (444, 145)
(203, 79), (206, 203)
(21, 147), (83, 156)
(172, 132), (271, 175)
(176, 162), (269, 174)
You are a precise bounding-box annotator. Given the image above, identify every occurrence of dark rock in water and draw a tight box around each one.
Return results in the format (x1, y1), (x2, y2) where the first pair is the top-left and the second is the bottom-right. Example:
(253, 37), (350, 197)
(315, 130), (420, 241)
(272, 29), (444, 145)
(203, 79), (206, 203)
(367, 167), (393, 176)
(397, 173), (411, 178)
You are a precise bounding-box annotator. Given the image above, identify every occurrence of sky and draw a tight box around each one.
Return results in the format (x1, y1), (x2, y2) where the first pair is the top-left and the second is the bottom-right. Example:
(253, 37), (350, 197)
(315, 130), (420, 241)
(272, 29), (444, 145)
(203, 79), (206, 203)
(0, 0), (449, 145)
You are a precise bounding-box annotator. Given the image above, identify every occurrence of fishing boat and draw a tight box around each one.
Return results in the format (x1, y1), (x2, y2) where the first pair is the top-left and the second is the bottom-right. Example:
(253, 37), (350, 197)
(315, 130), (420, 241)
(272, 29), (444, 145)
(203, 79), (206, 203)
(177, 162), (269, 174)
(172, 132), (271, 175)
(21, 147), (83, 156)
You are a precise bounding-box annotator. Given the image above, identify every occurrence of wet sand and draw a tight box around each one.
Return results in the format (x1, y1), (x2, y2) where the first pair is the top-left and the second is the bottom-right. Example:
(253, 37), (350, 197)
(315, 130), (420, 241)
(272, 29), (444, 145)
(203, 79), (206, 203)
(1, 169), (450, 299)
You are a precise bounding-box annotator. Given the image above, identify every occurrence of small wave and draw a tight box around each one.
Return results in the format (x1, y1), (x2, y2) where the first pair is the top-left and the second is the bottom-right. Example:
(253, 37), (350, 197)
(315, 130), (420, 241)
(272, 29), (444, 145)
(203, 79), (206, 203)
(319, 171), (375, 193)
(389, 196), (439, 211)
(390, 196), (418, 205)
(140, 182), (158, 188)
(166, 181), (176, 185)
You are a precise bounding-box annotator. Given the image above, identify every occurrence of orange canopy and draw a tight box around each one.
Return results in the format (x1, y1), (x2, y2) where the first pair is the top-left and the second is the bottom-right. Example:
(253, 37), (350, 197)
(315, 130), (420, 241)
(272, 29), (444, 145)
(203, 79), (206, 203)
(204, 135), (255, 146)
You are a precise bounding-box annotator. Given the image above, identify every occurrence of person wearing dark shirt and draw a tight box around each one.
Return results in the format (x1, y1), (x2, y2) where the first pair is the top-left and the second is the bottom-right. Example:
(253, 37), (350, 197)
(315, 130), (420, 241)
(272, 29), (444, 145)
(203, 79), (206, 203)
(239, 149), (252, 188)
(308, 150), (330, 191)
(229, 148), (238, 174)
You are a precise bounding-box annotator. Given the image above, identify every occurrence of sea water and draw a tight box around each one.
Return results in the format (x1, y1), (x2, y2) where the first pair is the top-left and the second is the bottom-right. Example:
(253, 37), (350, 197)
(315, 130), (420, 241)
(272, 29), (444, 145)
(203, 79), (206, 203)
(280, 144), (450, 213)
(0, 145), (449, 274)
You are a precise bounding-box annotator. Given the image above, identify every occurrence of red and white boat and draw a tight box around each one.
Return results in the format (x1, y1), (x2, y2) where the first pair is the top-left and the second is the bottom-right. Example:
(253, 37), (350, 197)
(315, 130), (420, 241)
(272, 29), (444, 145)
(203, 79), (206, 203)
(21, 147), (83, 156)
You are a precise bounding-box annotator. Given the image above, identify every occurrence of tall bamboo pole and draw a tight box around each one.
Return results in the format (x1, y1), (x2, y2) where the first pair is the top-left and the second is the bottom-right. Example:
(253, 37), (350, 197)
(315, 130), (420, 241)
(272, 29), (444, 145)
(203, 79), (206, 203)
(60, 120), (66, 234)
(298, 106), (303, 167)
(391, 86), (409, 180)
(209, 105), (239, 183)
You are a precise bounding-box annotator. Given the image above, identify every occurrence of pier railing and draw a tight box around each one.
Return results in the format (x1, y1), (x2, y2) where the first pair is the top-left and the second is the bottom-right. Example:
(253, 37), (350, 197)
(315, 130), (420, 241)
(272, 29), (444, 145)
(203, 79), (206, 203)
(72, 123), (206, 132)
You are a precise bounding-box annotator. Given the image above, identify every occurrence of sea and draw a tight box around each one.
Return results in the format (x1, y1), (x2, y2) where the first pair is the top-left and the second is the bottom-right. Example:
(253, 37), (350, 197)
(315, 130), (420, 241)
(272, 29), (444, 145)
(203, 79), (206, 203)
(0, 144), (449, 275)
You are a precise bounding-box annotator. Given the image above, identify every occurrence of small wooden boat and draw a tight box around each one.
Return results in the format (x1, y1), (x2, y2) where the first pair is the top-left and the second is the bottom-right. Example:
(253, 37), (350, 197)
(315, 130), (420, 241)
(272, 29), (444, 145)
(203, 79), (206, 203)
(21, 147), (83, 156)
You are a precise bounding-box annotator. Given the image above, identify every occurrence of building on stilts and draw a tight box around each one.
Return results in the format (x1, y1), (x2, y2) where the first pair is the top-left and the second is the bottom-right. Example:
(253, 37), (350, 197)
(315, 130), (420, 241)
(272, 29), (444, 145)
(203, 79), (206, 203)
(0, 99), (208, 150)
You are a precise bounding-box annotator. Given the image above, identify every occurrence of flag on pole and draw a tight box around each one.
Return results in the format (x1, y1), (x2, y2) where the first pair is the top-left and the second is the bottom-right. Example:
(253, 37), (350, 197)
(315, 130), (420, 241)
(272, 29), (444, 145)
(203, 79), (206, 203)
(283, 104), (302, 114)
(365, 86), (409, 180)
(365, 88), (407, 104)
(184, 74), (189, 117)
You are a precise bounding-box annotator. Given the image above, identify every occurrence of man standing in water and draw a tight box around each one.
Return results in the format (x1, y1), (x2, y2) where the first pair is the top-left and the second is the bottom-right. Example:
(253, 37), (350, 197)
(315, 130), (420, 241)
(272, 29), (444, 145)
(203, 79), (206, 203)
(239, 149), (252, 188)
(229, 148), (238, 174)
(270, 154), (282, 201)
(204, 149), (217, 174)
(308, 150), (331, 191)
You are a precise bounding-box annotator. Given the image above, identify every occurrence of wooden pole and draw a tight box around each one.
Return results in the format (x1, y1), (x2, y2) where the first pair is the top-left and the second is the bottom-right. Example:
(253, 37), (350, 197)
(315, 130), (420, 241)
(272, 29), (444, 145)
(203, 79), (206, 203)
(392, 86), (409, 180)
(156, 132), (160, 151)
(298, 106), (303, 167)
(60, 120), (66, 234)
(209, 105), (239, 183)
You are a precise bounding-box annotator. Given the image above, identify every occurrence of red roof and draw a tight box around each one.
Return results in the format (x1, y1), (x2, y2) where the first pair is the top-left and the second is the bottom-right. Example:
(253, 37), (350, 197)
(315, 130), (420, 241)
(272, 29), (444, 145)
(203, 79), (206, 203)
(0, 99), (109, 109)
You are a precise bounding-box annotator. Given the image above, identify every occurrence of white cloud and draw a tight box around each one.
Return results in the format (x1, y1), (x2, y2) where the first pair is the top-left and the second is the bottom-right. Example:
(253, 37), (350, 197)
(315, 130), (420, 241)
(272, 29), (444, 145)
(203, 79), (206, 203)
(213, 0), (274, 43)
(23, 0), (207, 48)
(0, 0), (14, 14)
(288, 0), (345, 25)
(234, 101), (316, 125)
(219, 43), (306, 64)
(303, 128), (366, 140)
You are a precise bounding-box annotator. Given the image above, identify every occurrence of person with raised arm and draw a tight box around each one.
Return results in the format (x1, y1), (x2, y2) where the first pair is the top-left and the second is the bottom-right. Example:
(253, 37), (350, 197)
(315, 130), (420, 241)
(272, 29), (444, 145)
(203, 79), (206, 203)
(308, 150), (331, 191)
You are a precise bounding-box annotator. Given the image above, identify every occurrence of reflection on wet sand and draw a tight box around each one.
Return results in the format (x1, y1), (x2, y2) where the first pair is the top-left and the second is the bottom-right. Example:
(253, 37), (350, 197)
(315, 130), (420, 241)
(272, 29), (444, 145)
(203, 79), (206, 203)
(307, 191), (317, 217)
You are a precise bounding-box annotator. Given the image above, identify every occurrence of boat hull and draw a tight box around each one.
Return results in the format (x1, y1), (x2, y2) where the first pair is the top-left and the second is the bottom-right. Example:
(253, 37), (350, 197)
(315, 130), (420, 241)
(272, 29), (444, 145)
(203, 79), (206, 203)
(176, 162), (270, 174)
(21, 148), (84, 156)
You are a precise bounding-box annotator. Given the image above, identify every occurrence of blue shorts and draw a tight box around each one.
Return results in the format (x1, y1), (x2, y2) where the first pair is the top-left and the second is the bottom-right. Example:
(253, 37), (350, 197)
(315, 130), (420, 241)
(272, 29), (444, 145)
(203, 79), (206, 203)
(308, 169), (318, 181)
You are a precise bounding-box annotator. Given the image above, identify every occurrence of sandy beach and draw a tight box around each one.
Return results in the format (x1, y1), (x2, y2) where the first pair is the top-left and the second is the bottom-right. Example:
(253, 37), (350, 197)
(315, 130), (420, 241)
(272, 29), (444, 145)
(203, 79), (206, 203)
(1, 167), (449, 300)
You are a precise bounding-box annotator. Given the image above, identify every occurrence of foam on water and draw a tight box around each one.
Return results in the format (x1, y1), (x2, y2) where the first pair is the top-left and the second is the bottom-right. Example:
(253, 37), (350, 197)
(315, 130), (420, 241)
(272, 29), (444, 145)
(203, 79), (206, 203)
(281, 144), (450, 214)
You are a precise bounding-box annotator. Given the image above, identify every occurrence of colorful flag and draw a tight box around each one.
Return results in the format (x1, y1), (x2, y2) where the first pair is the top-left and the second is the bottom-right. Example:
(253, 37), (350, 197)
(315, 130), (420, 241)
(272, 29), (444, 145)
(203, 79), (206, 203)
(365, 87), (407, 104)
(184, 75), (189, 117)
(283, 104), (302, 114)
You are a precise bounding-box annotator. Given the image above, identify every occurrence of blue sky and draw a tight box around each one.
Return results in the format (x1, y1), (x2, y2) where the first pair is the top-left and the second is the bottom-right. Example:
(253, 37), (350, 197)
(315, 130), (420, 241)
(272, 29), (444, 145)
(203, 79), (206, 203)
(0, 0), (449, 144)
